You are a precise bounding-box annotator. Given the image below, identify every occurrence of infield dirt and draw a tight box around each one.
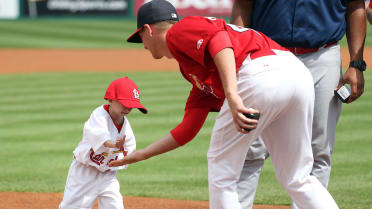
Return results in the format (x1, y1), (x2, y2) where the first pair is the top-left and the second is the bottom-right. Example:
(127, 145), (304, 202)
(1, 47), (371, 74)
(0, 192), (291, 209)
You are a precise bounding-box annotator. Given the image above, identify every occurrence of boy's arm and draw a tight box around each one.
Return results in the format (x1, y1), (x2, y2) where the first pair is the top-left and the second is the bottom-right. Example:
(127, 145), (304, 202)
(103, 139), (123, 149)
(84, 108), (112, 152)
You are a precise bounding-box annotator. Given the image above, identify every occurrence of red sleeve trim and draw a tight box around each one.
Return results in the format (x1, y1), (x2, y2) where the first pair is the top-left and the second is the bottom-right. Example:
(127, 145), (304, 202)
(207, 30), (233, 58)
(170, 108), (209, 146)
(369, 1), (372, 9)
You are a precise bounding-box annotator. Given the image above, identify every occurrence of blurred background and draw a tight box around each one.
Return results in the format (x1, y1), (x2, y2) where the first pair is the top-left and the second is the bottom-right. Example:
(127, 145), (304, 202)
(0, 0), (233, 20)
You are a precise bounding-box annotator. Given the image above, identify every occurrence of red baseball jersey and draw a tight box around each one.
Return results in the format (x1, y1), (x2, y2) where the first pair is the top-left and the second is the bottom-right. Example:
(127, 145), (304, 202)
(167, 16), (286, 145)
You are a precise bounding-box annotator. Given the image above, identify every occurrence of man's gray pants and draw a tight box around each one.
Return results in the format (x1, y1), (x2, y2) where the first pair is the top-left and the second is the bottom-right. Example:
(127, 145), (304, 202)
(237, 44), (343, 209)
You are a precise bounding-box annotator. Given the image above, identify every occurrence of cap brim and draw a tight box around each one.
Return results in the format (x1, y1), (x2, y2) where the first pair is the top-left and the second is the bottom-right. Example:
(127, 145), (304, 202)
(119, 99), (148, 114)
(127, 27), (143, 43)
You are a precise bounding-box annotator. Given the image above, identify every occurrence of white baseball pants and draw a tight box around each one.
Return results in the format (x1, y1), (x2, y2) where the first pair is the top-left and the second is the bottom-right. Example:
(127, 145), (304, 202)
(237, 44), (342, 209)
(207, 50), (338, 209)
(59, 160), (124, 209)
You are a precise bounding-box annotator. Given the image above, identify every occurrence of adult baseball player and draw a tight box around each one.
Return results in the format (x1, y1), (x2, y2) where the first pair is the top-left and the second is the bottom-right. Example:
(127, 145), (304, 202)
(59, 77), (147, 209)
(231, 1), (366, 208)
(109, 0), (339, 208)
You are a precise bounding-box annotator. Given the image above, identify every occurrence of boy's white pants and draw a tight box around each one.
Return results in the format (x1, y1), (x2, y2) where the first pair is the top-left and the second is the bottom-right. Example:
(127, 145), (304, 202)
(207, 51), (338, 209)
(59, 160), (124, 209)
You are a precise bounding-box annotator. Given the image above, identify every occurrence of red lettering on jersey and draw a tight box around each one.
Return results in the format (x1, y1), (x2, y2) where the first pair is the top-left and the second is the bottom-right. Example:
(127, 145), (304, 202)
(107, 156), (119, 166)
(90, 150), (106, 166)
(189, 74), (219, 98)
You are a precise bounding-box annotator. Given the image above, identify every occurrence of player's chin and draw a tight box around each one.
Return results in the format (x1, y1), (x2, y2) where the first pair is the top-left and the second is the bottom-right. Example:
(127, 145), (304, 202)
(152, 54), (163, 59)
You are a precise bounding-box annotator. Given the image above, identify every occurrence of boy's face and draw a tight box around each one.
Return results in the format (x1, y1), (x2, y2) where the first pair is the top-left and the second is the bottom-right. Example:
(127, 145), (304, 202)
(110, 100), (132, 117)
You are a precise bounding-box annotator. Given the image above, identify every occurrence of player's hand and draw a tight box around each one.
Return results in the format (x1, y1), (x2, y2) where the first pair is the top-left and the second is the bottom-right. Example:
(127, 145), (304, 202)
(227, 93), (259, 134)
(108, 150), (147, 167)
(115, 135), (126, 149)
(335, 67), (364, 103)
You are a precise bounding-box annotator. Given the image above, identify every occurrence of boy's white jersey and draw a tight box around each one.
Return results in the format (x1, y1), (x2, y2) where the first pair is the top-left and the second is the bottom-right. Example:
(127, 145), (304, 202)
(73, 105), (136, 172)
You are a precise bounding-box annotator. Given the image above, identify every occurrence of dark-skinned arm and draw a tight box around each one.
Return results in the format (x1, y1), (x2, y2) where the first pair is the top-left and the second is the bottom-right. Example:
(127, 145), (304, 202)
(230, 0), (254, 27)
(336, 0), (366, 103)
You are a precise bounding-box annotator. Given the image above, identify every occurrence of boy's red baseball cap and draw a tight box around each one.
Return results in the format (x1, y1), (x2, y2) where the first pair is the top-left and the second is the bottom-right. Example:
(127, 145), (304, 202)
(104, 77), (148, 114)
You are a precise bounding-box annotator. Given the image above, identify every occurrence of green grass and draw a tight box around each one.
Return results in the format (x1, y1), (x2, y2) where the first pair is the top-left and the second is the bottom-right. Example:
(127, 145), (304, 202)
(0, 70), (372, 209)
(0, 18), (371, 48)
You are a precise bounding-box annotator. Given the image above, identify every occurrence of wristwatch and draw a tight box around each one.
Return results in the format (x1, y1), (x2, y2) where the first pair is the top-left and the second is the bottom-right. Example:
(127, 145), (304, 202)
(349, 60), (366, 72)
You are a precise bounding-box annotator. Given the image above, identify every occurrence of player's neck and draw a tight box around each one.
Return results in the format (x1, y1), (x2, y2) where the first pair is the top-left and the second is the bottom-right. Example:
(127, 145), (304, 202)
(112, 117), (124, 127)
(161, 31), (173, 58)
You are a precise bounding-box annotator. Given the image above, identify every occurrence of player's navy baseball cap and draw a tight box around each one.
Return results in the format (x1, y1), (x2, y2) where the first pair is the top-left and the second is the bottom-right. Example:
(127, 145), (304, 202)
(127, 0), (179, 43)
(104, 77), (148, 114)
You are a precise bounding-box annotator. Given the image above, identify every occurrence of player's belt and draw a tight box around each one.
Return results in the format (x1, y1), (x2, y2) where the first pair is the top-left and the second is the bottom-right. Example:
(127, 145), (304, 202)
(286, 42), (337, 55)
(250, 49), (276, 60)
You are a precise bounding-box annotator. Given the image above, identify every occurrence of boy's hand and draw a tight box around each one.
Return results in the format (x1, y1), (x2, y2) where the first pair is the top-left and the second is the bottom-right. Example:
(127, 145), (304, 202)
(115, 135), (126, 149)
(109, 150), (147, 167)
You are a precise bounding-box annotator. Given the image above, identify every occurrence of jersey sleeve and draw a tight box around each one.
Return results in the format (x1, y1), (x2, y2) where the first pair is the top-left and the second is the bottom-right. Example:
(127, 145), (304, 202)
(170, 107), (209, 146)
(207, 30), (233, 58)
(166, 16), (227, 67)
(170, 86), (223, 145)
(83, 108), (111, 152)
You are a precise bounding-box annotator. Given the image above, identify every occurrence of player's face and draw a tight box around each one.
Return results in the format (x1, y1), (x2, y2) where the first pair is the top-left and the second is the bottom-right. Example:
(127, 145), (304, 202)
(110, 100), (132, 117)
(140, 26), (164, 59)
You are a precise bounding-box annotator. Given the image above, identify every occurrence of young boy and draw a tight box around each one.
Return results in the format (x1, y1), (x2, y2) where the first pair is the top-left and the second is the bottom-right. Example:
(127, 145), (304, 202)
(59, 77), (147, 209)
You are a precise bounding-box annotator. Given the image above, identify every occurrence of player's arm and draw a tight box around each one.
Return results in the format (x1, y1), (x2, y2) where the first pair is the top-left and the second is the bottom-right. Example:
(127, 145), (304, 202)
(230, 0), (254, 27)
(108, 108), (209, 167)
(208, 31), (259, 133)
(337, 0), (366, 103)
(214, 48), (259, 133)
(109, 133), (179, 166)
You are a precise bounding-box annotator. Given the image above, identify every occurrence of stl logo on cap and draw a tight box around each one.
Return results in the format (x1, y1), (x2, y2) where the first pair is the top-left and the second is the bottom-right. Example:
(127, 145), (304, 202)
(104, 77), (148, 114)
(133, 89), (140, 99)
